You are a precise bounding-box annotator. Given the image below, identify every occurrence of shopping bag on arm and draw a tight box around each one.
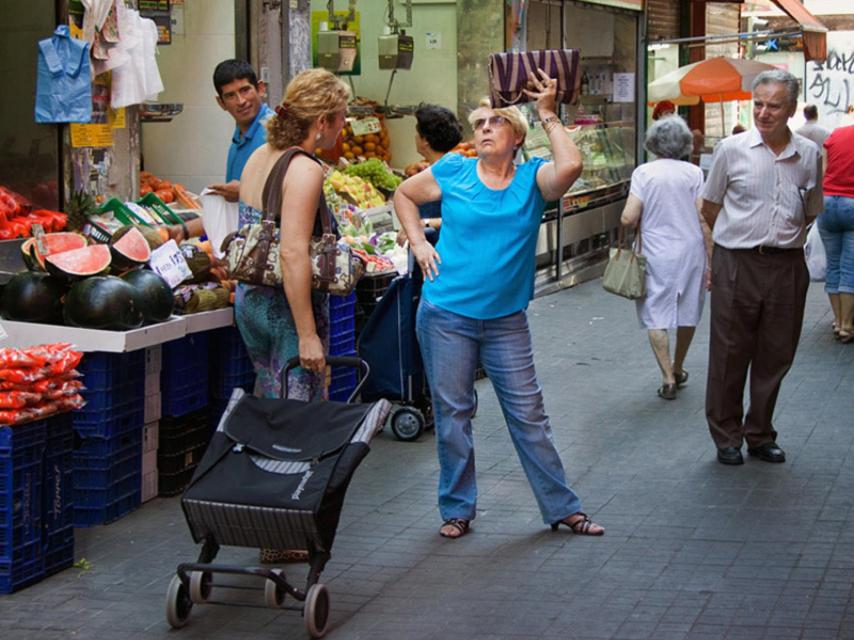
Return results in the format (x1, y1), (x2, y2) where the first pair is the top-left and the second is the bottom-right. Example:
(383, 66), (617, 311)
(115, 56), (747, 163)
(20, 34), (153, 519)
(221, 147), (365, 294)
(602, 222), (646, 300)
(804, 222), (826, 282)
(488, 49), (581, 107)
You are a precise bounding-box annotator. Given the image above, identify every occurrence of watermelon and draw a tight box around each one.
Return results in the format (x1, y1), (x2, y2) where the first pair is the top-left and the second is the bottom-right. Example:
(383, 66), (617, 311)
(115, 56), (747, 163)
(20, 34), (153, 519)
(63, 276), (144, 330)
(20, 232), (87, 270)
(1, 272), (66, 324)
(112, 224), (164, 251)
(45, 244), (111, 280)
(110, 227), (151, 272)
(121, 269), (174, 323)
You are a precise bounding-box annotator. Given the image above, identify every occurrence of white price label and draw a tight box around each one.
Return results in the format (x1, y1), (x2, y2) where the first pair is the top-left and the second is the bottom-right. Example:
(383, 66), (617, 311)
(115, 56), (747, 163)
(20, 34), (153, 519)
(149, 240), (193, 289)
(350, 117), (382, 137)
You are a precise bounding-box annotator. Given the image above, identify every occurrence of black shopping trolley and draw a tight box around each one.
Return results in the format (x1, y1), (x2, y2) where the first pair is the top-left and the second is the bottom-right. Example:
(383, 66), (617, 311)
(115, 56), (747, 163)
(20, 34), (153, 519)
(165, 356), (392, 638)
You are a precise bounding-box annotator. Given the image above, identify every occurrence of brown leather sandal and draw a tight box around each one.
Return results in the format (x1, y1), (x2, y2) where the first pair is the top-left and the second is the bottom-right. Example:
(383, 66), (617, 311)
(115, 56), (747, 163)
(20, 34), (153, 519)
(551, 512), (604, 536)
(439, 518), (470, 539)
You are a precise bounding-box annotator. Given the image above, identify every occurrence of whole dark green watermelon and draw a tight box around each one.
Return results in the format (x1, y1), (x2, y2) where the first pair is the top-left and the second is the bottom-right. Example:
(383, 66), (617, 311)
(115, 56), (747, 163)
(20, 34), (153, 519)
(63, 276), (144, 330)
(121, 269), (174, 324)
(1, 272), (67, 324)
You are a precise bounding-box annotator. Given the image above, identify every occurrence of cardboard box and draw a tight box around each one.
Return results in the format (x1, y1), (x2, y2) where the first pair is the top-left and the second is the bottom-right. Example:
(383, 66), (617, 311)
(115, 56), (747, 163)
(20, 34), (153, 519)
(145, 371), (160, 398)
(141, 469), (158, 503)
(143, 421), (159, 453)
(144, 391), (161, 423)
(145, 345), (162, 375)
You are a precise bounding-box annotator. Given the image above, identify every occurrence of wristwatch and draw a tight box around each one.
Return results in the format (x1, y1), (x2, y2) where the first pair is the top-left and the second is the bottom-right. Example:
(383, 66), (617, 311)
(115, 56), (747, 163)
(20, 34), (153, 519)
(541, 115), (560, 128)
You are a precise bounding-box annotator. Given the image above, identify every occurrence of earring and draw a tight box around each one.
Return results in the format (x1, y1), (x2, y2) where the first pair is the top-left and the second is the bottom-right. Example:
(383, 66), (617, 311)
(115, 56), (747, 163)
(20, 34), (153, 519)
(315, 132), (322, 141)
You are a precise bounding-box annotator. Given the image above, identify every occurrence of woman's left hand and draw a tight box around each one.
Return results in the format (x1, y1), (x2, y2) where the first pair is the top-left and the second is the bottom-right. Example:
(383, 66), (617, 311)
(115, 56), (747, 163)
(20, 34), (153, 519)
(523, 68), (558, 116)
(412, 240), (441, 282)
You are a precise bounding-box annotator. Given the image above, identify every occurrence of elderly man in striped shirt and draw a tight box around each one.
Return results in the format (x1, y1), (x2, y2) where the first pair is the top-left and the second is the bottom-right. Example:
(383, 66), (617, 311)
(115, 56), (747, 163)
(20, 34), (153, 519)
(701, 69), (824, 466)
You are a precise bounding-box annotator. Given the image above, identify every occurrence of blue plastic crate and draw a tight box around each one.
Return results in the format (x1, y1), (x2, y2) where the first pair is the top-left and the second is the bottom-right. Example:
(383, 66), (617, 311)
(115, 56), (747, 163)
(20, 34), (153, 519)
(74, 490), (140, 528)
(43, 531), (73, 577)
(210, 327), (250, 363)
(0, 421), (49, 594)
(73, 405), (144, 440)
(330, 329), (356, 356)
(74, 442), (141, 490)
(78, 351), (145, 391)
(77, 381), (144, 413)
(43, 414), (74, 538)
(329, 349), (358, 402)
(331, 315), (356, 339)
(73, 395), (144, 430)
(330, 292), (356, 319)
(162, 333), (210, 371)
(162, 385), (208, 418)
(75, 425), (142, 460)
(74, 471), (140, 508)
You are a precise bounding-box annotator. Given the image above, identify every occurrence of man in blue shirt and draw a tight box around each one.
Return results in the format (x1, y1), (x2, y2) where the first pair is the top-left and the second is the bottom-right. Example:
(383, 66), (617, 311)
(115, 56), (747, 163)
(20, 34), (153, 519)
(169, 60), (273, 241)
(208, 59), (275, 202)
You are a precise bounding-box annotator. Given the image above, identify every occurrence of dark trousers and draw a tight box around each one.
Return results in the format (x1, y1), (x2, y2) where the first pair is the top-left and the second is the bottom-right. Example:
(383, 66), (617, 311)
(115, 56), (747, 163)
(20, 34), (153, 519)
(705, 245), (809, 449)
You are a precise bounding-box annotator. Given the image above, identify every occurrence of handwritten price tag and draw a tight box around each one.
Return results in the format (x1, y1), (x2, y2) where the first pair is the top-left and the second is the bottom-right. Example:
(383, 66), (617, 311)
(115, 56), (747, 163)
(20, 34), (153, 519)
(149, 240), (193, 288)
(350, 117), (382, 137)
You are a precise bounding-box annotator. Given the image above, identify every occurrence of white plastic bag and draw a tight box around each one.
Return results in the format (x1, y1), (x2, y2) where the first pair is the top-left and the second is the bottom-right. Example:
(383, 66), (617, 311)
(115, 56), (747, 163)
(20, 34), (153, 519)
(804, 222), (826, 282)
(199, 189), (238, 259)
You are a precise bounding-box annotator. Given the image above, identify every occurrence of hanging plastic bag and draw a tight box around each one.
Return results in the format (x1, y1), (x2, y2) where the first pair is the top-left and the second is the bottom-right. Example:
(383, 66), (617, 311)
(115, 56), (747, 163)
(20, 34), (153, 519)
(199, 188), (238, 259)
(804, 222), (826, 282)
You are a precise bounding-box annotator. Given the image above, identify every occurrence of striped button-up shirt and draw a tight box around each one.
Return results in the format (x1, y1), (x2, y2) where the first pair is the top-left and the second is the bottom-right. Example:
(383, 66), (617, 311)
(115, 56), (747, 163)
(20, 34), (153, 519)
(703, 127), (823, 249)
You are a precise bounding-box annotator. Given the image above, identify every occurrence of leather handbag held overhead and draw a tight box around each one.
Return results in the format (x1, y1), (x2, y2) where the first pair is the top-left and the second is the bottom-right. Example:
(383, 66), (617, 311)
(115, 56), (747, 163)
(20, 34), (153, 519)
(488, 49), (581, 108)
(602, 221), (646, 300)
(221, 147), (365, 295)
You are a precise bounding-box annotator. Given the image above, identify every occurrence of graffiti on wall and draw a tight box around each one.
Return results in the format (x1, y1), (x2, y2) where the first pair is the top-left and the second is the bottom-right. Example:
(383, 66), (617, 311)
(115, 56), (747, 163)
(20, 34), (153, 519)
(806, 32), (854, 129)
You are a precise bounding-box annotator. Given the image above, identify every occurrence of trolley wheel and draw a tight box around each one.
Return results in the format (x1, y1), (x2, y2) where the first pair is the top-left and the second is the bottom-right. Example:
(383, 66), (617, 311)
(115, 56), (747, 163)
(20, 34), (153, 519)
(304, 583), (330, 639)
(165, 574), (193, 629)
(472, 388), (479, 419)
(264, 568), (287, 609)
(188, 570), (212, 604)
(390, 407), (424, 442)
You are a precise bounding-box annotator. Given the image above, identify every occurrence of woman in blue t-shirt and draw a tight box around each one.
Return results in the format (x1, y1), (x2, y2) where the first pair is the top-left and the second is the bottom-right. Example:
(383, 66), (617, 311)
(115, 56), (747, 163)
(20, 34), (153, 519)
(394, 70), (604, 540)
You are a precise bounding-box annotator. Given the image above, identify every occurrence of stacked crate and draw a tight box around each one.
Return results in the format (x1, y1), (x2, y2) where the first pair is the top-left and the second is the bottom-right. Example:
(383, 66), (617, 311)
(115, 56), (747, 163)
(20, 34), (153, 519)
(73, 351), (144, 527)
(157, 409), (210, 496)
(161, 333), (209, 419)
(142, 347), (161, 503)
(0, 414), (74, 593)
(209, 326), (255, 431)
(329, 292), (357, 401)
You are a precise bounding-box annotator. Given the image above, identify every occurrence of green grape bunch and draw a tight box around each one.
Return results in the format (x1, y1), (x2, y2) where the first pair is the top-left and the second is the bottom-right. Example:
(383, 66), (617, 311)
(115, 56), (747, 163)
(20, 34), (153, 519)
(343, 158), (403, 192)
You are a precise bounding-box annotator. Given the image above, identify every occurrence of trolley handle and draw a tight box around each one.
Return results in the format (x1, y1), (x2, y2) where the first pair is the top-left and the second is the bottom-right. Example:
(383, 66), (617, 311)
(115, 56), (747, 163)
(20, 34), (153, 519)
(282, 355), (370, 403)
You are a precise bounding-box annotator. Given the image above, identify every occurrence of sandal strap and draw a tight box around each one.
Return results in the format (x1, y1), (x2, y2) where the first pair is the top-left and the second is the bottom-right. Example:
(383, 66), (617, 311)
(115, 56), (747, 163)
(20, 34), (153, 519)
(441, 519), (469, 536)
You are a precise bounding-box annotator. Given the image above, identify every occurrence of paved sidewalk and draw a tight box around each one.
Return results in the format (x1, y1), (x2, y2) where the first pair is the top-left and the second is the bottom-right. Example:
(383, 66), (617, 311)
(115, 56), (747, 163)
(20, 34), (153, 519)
(2, 281), (853, 640)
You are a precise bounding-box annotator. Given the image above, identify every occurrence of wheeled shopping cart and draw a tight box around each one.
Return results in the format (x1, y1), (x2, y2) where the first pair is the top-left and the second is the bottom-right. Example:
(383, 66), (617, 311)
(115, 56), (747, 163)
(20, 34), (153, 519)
(164, 356), (392, 638)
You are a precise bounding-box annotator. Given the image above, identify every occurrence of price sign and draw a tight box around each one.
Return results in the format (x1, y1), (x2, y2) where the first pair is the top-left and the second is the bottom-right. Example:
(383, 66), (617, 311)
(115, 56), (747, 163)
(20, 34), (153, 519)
(149, 240), (193, 288)
(350, 117), (381, 137)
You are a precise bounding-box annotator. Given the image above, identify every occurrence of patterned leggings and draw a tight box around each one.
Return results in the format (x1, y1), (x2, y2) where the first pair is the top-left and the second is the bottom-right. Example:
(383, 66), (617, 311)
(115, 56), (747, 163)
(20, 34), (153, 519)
(234, 284), (329, 401)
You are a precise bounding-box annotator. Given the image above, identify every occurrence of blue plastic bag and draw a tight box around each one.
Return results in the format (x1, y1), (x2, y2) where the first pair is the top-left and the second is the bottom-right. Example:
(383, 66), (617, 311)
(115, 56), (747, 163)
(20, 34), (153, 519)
(35, 26), (92, 124)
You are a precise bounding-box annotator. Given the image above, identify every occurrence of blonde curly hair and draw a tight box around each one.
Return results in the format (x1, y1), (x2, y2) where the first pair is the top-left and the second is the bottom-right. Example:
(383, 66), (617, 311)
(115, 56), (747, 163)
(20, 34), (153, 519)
(266, 69), (351, 149)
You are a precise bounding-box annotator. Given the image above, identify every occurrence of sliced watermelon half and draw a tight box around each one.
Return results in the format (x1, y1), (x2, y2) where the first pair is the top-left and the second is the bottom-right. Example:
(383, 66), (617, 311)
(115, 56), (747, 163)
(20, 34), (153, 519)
(20, 232), (88, 271)
(45, 244), (112, 280)
(110, 227), (152, 272)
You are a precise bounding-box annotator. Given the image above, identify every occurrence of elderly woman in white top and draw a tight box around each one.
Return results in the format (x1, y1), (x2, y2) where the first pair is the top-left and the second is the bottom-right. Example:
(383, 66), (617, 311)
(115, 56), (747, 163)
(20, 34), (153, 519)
(620, 116), (712, 399)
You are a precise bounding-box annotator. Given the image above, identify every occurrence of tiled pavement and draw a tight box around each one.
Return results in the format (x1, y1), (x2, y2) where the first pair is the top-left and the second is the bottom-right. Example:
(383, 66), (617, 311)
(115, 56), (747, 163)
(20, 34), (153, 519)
(2, 280), (853, 640)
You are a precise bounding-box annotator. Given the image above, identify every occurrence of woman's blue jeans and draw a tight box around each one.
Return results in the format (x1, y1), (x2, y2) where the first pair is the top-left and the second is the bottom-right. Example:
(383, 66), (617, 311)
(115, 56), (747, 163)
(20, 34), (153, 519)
(818, 196), (854, 295)
(416, 299), (582, 525)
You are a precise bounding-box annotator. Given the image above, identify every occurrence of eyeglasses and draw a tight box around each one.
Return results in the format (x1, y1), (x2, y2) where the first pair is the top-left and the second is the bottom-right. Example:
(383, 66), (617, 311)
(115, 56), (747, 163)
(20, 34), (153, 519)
(221, 84), (256, 103)
(473, 115), (509, 131)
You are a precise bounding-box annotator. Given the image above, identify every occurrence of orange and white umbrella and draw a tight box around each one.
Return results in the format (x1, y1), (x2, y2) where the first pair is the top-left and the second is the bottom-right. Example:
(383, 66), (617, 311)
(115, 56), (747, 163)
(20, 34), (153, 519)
(648, 57), (778, 106)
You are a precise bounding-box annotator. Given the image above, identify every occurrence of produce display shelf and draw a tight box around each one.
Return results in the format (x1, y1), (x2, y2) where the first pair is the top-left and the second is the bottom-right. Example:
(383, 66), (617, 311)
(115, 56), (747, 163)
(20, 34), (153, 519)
(0, 308), (235, 352)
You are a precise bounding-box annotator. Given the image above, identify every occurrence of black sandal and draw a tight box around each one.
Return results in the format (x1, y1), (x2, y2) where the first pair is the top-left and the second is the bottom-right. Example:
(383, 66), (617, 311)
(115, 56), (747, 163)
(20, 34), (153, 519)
(439, 518), (470, 539)
(657, 383), (677, 400)
(551, 512), (604, 536)
(674, 370), (689, 387)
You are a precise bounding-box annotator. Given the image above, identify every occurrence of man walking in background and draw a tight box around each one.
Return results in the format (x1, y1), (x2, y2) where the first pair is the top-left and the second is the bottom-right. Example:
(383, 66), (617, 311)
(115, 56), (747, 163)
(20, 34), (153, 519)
(701, 70), (823, 466)
(796, 104), (830, 150)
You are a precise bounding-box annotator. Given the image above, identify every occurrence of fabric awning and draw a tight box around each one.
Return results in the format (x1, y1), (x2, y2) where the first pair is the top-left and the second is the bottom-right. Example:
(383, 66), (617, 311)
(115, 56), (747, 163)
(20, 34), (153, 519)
(768, 0), (828, 61)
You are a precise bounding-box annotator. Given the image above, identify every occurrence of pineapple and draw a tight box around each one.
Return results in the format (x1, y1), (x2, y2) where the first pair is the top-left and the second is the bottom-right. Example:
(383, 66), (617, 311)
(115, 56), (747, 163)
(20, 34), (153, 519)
(65, 190), (98, 231)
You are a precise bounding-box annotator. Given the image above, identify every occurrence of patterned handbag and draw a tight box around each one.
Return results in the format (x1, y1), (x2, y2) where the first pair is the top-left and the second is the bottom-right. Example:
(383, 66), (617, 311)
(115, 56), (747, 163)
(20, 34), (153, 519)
(221, 147), (365, 295)
(488, 49), (581, 107)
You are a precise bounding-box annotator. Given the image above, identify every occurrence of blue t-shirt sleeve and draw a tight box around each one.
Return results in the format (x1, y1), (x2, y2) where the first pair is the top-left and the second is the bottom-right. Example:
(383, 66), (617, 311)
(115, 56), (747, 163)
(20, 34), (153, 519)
(429, 152), (466, 193)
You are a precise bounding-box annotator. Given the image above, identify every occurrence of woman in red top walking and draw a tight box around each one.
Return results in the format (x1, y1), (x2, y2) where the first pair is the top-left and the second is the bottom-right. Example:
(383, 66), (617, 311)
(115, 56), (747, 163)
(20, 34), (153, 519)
(819, 123), (854, 341)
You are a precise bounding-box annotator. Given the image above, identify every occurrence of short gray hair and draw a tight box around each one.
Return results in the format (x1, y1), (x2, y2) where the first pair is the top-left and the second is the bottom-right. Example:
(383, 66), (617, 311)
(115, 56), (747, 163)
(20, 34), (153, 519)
(752, 69), (799, 106)
(644, 115), (693, 160)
